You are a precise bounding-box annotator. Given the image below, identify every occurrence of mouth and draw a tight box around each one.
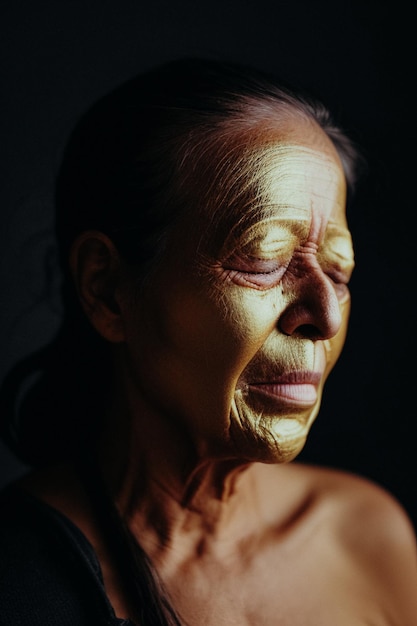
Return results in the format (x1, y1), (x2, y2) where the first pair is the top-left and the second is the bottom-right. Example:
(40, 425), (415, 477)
(246, 371), (322, 408)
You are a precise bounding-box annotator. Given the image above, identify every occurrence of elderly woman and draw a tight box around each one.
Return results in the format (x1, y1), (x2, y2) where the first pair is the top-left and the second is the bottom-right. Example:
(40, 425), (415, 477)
(1, 58), (417, 625)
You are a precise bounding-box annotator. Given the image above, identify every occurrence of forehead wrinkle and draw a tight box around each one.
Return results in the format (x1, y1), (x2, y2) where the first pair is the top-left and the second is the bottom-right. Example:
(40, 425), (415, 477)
(264, 145), (342, 197)
(187, 123), (344, 257)
(233, 144), (340, 231)
(211, 144), (321, 223)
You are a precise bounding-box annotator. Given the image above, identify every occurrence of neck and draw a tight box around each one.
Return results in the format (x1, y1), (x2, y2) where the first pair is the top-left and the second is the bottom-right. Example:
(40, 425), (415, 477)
(96, 394), (257, 563)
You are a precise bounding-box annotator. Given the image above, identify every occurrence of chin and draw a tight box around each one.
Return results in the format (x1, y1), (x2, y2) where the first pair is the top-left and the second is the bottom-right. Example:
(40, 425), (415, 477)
(229, 413), (309, 465)
(270, 434), (308, 464)
(229, 391), (316, 464)
(230, 395), (320, 463)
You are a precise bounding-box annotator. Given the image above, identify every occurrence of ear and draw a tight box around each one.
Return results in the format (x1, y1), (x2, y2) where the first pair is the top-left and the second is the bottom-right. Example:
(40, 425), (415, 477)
(69, 231), (127, 343)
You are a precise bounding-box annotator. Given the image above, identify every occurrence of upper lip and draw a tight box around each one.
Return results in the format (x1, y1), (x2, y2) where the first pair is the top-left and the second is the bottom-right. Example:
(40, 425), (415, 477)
(248, 371), (322, 386)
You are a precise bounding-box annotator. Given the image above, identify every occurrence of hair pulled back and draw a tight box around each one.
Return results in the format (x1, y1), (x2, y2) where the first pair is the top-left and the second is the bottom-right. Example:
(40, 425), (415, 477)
(0, 57), (363, 468)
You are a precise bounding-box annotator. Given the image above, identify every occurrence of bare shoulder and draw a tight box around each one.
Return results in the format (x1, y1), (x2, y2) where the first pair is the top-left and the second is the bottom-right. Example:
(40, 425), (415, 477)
(249, 461), (417, 624)
(302, 462), (415, 546)
(275, 461), (417, 554)
(264, 461), (417, 623)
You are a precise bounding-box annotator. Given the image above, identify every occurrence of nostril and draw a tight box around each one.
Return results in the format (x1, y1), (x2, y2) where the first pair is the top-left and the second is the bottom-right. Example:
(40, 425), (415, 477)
(278, 316), (322, 340)
(278, 305), (317, 337)
(278, 299), (341, 340)
(295, 324), (322, 341)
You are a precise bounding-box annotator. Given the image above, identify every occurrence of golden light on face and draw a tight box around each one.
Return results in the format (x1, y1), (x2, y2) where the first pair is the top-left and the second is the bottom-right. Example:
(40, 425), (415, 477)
(219, 142), (354, 462)
(128, 119), (354, 465)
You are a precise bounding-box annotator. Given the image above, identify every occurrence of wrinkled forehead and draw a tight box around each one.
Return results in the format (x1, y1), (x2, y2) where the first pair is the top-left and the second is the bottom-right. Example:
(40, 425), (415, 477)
(242, 142), (343, 211)
(190, 136), (347, 256)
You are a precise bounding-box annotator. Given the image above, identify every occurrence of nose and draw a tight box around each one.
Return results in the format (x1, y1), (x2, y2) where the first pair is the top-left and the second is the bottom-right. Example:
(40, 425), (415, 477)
(278, 263), (343, 341)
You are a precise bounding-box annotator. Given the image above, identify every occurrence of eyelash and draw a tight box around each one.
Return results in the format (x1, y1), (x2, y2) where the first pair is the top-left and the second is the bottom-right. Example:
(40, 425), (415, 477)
(223, 255), (283, 273)
(222, 261), (351, 295)
(220, 246), (352, 295)
(222, 265), (284, 290)
(240, 267), (279, 276)
(324, 265), (351, 287)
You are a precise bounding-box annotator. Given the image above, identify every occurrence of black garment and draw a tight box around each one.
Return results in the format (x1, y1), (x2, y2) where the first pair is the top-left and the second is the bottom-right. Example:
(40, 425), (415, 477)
(0, 485), (136, 626)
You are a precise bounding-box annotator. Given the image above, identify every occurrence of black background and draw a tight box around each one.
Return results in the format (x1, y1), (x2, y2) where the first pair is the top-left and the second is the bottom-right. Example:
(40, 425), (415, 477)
(1, 1), (416, 527)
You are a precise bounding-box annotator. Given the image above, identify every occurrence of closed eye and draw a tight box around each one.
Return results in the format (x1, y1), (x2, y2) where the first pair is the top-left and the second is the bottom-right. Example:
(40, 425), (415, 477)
(222, 255), (287, 289)
(324, 268), (352, 301)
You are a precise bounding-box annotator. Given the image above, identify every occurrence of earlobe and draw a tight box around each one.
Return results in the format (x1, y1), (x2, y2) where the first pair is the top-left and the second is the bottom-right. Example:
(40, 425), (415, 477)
(69, 231), (126, 343)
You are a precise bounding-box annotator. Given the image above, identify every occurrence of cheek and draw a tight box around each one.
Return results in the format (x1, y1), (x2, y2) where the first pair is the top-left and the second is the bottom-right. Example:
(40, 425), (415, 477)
(160, 280), (282, 380)
(209, 285), (282, 355)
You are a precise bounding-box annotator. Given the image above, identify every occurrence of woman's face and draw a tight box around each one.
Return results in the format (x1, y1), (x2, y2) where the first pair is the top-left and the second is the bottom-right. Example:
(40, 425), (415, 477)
(123, 119), (354, 464)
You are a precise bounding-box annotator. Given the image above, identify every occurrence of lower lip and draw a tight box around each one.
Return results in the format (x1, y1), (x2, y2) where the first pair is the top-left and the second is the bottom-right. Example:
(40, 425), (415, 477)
(248, 383), (318, 407)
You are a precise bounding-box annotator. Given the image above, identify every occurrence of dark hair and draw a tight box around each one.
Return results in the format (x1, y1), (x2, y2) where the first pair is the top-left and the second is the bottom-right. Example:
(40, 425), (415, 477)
(0, 56), (365, 626)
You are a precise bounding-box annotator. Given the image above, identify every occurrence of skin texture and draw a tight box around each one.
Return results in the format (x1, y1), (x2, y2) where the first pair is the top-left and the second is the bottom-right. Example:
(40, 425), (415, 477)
(19, 116), (417, 624)
(115, 122), (352, 466)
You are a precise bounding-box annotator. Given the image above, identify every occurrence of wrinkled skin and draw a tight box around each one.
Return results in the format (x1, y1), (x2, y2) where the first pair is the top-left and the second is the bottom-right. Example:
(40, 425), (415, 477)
(121, 121), (354, 465)
(17, 116), (417, 626)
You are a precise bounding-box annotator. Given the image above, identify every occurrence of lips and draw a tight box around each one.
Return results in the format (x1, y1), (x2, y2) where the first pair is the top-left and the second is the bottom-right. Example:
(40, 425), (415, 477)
(246, 371), (322, 407)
